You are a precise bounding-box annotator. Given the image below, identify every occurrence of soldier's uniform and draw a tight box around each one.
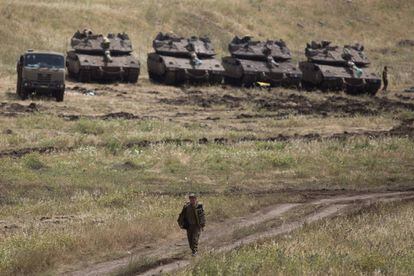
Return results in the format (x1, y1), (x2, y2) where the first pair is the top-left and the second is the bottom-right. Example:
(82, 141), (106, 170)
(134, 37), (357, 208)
(186, 43), (202, 66)
(102, 37), (112, 62)
(382, 67), (388, 91)
(177, 199), (205, 255)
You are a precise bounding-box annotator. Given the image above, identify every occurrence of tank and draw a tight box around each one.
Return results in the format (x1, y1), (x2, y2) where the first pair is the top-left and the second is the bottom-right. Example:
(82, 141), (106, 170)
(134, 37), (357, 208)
(66, 30), (140, 83)
(147, 33), (224, 85)
(222, 36), (302, 87)
(299, 41), (381, 94)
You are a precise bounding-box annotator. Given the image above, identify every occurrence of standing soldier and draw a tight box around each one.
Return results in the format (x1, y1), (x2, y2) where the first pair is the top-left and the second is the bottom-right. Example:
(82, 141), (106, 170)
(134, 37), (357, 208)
(102, 36), (112, 62)
(263, 45), (279, 67)
(186, 42), (202, 66)
(177, 193), (205, 256)
(382, 66), (388, 91)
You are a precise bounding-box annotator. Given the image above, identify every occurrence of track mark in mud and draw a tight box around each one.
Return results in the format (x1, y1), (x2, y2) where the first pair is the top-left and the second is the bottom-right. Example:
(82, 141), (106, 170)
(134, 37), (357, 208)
(1, 119), (413, 159)
(0, 146), (73, 158)
(0, 102), (40, 116)
(58, 112), (158, 121)
(159, 93), (243, 108)
(159, 92), (414, 117)
(217, 204), (348, 253)
(66, 191), (414, 276)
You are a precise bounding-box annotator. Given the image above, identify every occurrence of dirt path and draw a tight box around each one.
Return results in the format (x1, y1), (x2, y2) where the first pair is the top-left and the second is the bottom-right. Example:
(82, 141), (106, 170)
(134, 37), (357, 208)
(65, 191), (414, 276)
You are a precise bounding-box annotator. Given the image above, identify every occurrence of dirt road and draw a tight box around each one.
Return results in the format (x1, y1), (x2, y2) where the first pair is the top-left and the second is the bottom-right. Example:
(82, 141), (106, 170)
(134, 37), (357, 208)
(65, 191), (414, 276)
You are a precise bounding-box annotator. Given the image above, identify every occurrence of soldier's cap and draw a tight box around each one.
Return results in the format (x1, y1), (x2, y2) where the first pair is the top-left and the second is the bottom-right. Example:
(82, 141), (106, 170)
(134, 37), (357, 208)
(188, 193), (197, 198)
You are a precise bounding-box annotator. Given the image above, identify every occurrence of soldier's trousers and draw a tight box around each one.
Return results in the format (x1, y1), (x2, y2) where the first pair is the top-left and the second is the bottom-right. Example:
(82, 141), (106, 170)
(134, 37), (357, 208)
(186, 225), (201, 253)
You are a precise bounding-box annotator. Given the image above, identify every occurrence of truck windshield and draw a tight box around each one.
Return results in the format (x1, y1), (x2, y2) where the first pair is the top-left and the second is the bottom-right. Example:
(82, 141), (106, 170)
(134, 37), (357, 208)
(24, 54), (64, 69)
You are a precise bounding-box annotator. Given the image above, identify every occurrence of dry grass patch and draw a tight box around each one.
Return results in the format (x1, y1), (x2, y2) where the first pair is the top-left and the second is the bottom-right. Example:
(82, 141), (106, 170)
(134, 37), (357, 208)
(184, 200), (414, 275)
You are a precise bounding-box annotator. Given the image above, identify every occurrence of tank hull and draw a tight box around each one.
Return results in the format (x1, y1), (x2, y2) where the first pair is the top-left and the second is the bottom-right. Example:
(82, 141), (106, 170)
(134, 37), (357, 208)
(222, 57), (302, 88)
(299, 62), (381, 95)
(147, 53), (224, 85)
(66, 51), (140, 83)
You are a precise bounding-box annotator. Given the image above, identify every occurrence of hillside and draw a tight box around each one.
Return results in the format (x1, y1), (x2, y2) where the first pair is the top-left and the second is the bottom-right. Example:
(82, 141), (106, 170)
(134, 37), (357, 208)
(1, 1), (414, 275)
(0, 0), (413, 87)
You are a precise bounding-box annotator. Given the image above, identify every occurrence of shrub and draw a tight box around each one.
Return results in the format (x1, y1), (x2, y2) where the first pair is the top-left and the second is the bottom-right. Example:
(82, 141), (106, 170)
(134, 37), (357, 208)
(23, 153), (45, 170)
(74, 120), (104, 135)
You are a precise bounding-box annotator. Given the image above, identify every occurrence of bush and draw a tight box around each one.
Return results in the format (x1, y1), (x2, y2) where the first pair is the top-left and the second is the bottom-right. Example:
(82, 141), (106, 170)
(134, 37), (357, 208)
(23, 153), (45, 170)
(74, 120), (104, 135)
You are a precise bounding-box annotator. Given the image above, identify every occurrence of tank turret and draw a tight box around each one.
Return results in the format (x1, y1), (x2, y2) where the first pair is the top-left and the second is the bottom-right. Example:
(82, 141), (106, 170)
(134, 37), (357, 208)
(228, 36), (292, 61)
(299, 40), (381, 94)
(304, 40), (370, 67)
(222, 36), (301, 87)
(147, 32), (224, 85)
(66, 30), (140, 83)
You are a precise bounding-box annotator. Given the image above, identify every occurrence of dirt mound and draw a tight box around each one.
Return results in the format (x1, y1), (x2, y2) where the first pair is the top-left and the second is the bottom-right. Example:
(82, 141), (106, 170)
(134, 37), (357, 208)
(397, 39), (414, 47)
(58, 112), (155, 121)
(0, 102), (39, 115)
(160, 91), (414, 117)
(159, 91), (244, 108)
(256, 95), (378, 116)
(0, 146), (71, 158)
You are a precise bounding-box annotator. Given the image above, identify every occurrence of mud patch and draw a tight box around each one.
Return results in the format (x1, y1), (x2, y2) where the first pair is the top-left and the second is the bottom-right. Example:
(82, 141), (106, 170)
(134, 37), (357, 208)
(0, 102), (40, 115)
(58, 112), (157, 121)
(160, 91), (414, 117)
(397, 39), (414, 47)
(0, 146), (72, 158)
(159, 92), (244, 108)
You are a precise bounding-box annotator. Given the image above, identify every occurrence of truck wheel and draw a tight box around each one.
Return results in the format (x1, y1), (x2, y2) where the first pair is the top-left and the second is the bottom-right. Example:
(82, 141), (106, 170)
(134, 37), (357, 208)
(55, 89), (65, 102)
(16, 80), (22, 97)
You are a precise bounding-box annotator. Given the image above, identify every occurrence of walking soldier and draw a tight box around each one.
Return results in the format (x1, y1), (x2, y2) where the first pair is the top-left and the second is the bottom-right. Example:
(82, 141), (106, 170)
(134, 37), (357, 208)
(177, 193), (205, 256)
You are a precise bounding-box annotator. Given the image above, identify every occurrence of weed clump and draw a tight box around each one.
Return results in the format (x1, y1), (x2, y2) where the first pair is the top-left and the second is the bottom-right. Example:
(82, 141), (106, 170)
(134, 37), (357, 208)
(23, 153), (45, 170)
(74, 120), (104, 135)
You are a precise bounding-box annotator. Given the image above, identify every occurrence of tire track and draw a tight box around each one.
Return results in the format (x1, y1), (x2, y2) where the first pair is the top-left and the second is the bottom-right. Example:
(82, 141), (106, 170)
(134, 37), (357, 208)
(64, 191), (414, 276)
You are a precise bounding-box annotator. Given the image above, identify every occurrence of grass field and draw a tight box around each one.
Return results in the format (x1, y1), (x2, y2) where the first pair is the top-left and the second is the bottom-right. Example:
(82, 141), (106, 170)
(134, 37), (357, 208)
(184, 200), (414, 275)
(0, 0), (414, 274)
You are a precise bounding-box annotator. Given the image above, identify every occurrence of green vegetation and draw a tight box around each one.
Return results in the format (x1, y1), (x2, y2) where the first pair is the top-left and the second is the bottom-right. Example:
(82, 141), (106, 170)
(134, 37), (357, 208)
(184, 200), (414, 275)
(0, 134), (413, 274)
(0, 0), (413, 274)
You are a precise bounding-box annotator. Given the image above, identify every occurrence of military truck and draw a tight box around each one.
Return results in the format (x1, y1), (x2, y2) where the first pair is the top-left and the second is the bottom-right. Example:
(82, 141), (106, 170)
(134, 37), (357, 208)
(147, 32), (224, 85)
(222, 36), (302, 87)
(299, 41), (381, 94)
(16, 50), (65, 101)
(66, 30), (140, 83)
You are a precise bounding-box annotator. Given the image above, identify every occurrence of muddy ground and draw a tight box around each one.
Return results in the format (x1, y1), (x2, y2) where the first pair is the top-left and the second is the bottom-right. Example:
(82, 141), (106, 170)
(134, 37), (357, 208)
(1, 79), (414, 159)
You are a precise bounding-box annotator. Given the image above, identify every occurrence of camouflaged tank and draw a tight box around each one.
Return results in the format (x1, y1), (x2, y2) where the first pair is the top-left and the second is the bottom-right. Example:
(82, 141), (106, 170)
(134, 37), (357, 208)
(147, 33), (224, 85)
(66, 30), (140, 83)
(299, 41), (381, 94)
(222, 36), (302, 87)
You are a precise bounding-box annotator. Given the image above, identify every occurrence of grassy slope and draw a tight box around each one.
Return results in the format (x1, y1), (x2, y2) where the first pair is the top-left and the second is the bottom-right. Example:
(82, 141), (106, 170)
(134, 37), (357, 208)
(0, 0), (414, 274)
(0, 0), (413, 87)
(184, 200), (414, 275)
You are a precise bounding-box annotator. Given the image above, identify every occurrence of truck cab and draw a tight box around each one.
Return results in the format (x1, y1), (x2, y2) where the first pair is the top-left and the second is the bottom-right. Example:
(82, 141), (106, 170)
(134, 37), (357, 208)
(16, 50), (66, 101)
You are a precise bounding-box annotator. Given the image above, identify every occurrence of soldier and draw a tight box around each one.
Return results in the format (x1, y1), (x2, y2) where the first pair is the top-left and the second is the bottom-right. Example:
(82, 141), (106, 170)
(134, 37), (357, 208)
(263, 45), (279, 67)
(348, 61), (363, 78)
(186, 42), (202, 66)
(102, 36), (112, 62)
(382, 66), (388, 91)
(177, 193), (206, 256)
